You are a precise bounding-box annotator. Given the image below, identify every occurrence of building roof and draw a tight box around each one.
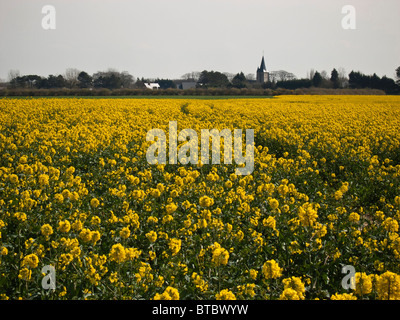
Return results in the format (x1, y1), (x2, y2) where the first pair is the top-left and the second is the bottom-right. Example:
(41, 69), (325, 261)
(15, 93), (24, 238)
(259, 56), (267, 72)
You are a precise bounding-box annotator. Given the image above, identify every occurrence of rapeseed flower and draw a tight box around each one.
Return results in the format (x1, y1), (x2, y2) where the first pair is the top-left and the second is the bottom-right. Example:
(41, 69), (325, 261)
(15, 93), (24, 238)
(199, 195), (214, 207)
(168, 238), (182, 256)
(38, 174), (49, 186)
(298, 203), (318, 227)
(79, 228), (93, 243)
(154, 286), (180, 300)
(376, 271), (400, 300)
(18, 268), (32, 281)
(90, 198), (100, 208)
(262, 260), (283, 279)
(211, 242), (229, 266)
(348, 212), (360, 223)
(119, 227), (130, 239)
(41, 224), (53, 237)
(109, 244), (126, 263)
(58, 220), (71, 233)
(382, 218), (399, 232)
(21, 254), (39, 269)
(216, 289), (236, 300)
(354, 272), (373, 296)
(282, 276), (305, 299)
(146, 231), (158, 243)
(269, 198), (279, 210)
(165, 203), (178, 214)
(330, 293), (357, 300)
(9, 174), (19, 184)
(279, 288), (302, 300)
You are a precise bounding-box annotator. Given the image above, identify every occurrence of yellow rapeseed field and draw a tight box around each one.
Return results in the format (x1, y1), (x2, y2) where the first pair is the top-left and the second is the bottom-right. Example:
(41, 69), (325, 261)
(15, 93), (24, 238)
(1, 95), (400, 300)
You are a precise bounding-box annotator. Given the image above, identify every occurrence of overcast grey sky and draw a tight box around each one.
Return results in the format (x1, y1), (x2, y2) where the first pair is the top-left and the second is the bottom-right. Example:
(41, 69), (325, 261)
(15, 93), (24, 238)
(0, 0), (399, 81)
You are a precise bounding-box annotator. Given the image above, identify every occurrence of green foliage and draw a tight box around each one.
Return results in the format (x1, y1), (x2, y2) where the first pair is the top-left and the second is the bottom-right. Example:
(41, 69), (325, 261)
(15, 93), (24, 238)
(198, 70), (230, 88)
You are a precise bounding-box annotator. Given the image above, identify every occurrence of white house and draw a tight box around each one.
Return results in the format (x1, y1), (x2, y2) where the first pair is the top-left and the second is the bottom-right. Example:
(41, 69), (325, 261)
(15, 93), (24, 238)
(144, 83), (160, 90)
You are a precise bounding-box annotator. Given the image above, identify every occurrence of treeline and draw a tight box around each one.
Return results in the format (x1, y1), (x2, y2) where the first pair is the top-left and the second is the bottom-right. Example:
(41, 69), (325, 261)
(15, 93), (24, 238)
(183, 68), (400, 95)
(348, 71), (399, 94)
(273, 68), (400, 94)
(0, 87), (387, 97)
(7, 69), (135, 90)
(2, 66), (400, 95)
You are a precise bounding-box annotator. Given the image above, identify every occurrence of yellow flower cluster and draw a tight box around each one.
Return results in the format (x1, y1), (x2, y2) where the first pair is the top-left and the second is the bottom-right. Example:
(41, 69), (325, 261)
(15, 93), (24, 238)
(216, 289), (236, 300)
(280, 276), (306, 300)
(262, 260), (283, 279)
(153, 286), (180, 300)
(211, 242), (229, 267)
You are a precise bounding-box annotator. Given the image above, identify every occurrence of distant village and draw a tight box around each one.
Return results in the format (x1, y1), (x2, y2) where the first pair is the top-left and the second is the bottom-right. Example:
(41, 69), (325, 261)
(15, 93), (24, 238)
(1, 56), (399, 95)
(0, 56), (302, 91)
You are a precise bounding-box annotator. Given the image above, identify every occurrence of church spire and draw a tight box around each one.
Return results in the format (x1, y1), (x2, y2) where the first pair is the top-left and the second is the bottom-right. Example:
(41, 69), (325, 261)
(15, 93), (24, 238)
(260, 55), (267, 72)
(256, 54), (269, 84)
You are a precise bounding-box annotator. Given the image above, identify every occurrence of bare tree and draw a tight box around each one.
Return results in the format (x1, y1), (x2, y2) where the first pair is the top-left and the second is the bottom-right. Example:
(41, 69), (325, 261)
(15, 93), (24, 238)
(246, 73), (255, 81)
(64, 68), (81, 88)
(307, 69), (315, 80)
(181, 72), (201, 81)
(320, 70), (329, 80)
(269, 70), (296, 82)
(338, 67), (349, 88)
(120, 71), (135, 88)
(8, 69), (20, 82)
(223, 72), (235, 82)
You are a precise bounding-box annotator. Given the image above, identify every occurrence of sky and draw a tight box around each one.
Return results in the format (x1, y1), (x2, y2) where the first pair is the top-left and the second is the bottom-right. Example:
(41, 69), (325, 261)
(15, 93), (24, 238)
(0, 0), (399, 81)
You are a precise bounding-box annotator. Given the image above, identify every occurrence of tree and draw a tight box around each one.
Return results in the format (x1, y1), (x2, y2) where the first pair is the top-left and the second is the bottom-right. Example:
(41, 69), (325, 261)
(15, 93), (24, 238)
(64, 68), (81, 88)
(119, 71), (135, 88)
(307, 69), (316, 80)
(40, 75), (66, 88)
(231, 72), (248, 88)
(93, 70), (134, 89)
(77, 71), (93, 88)
(197, 70), (230, 88)
(246, 73), (255, 81)
(396, 66), (400, 85)
(7, 70), (20, 83)
(276, 79), (312, 89)
(312, 71), (323, 87)
(94, 74), (120, 89)
(330, 68), (340, 88)
(8, 75), (42, 88)
(269, 70), (296, 82)
(223, 72), (235, 82)
(379, 76), (398, 94)
(338, 68), (348, 88)
(348, 71), (362, 88)
(25, 75), (42, 88)
(370, 73), (380, 89)
(320, 70), (329, 80)
(156, 79), (176, 89)
(134, 78), (146, 89)
(181, 71), (201, 81)
(348, 70), (399, 93)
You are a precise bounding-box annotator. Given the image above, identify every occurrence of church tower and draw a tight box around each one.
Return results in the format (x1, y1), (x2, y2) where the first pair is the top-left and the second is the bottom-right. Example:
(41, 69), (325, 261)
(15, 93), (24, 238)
(256, 55), (269, 83)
